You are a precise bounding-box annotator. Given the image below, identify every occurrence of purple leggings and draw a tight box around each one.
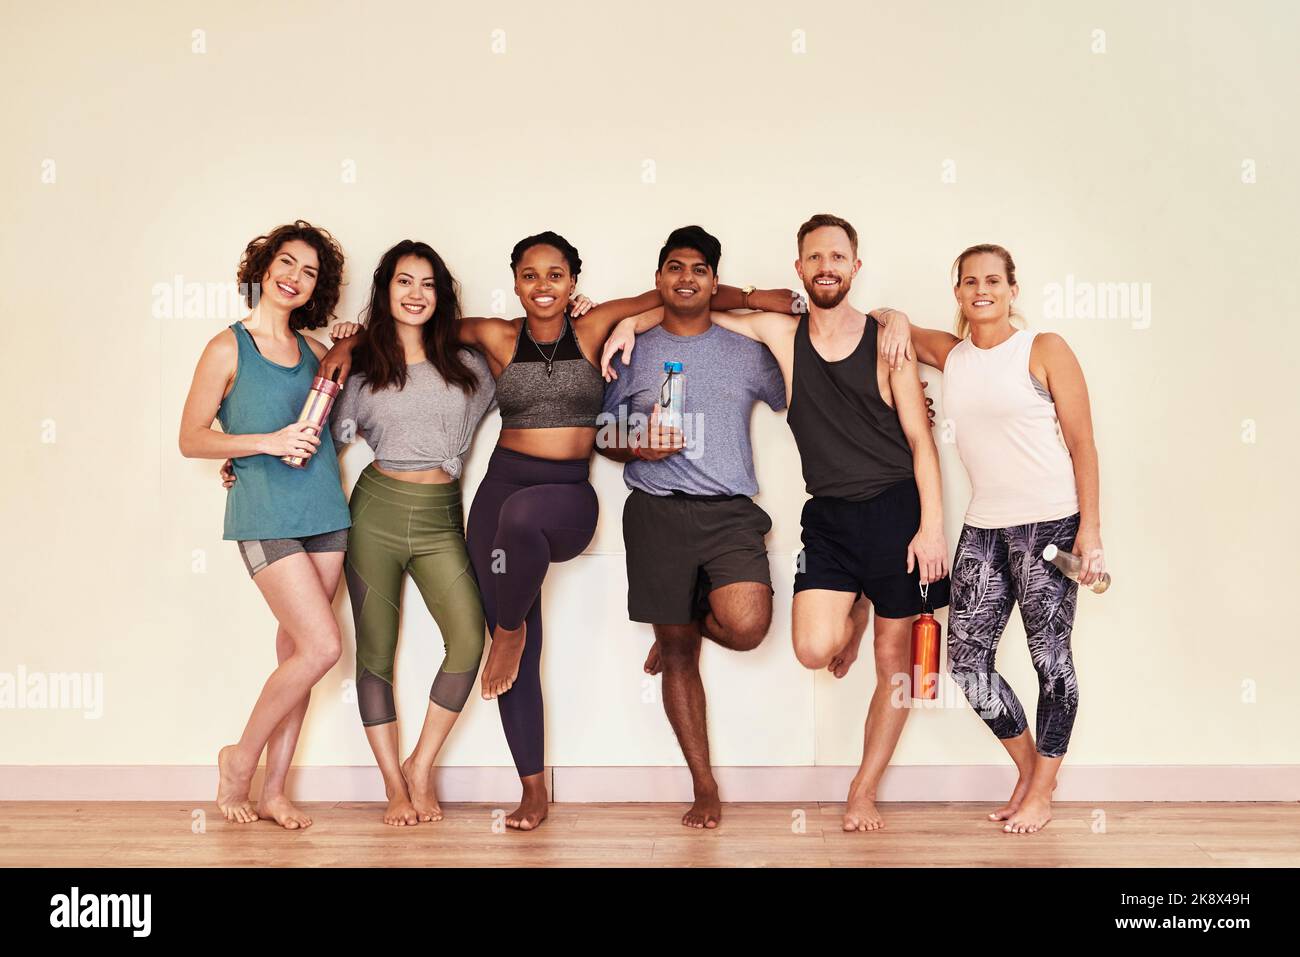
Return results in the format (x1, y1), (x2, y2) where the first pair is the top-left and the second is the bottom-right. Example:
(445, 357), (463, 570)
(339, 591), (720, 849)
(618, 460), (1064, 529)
(466, 447), (598, 777)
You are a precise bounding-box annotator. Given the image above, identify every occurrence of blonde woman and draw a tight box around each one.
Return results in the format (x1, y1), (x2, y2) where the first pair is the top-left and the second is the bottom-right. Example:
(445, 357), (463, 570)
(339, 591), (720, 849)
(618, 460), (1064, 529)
(883, 244), (1104, 835)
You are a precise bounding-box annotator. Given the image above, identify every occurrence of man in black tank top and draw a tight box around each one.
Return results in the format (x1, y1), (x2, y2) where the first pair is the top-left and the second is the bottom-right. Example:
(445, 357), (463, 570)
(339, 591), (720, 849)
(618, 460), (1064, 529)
(679, 214), (951, 832)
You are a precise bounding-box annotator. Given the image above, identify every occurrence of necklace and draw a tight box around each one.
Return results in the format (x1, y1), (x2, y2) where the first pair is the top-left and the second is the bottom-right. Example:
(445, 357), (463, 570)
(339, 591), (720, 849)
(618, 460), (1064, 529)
(526, 315), (566, 378)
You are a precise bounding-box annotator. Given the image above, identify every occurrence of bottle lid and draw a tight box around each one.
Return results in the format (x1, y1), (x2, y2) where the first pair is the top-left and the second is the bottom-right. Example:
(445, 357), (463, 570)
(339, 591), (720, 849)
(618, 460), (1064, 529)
(664, 361), (683, 373)
(1042, 544), (1058, 561)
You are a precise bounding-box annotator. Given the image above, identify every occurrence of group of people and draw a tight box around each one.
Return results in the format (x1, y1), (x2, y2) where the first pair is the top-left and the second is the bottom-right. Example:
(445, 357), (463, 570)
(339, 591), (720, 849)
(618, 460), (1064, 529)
(178, 214), (1105, 838)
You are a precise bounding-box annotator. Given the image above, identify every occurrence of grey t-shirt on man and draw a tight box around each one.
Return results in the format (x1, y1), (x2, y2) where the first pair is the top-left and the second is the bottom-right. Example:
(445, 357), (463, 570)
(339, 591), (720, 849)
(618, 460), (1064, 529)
(599, 323), (786, 497)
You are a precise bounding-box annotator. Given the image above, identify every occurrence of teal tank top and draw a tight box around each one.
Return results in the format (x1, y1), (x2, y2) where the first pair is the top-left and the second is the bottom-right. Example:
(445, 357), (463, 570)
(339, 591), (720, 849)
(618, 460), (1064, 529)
(217, 322), (352, 541)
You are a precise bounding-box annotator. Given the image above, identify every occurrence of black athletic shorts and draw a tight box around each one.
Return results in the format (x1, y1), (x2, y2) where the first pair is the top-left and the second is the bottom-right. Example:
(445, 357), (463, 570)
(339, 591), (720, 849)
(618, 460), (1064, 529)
(623, 488), (773, 625)
(793, 478), (950, 618)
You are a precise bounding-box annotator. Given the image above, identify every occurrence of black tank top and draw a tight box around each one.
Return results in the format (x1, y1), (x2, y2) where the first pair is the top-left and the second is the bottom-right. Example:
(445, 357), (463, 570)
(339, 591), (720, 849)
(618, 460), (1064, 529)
(787, 314), (915, 501)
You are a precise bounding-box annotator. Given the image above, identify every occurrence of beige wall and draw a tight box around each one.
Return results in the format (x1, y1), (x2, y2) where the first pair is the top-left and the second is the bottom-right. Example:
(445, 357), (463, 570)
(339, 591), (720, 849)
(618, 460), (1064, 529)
(2, 0), (1297, 771)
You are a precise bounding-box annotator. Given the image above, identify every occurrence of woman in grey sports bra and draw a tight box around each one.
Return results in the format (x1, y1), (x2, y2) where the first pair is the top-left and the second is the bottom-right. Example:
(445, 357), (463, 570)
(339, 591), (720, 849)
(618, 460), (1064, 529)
(325, 231), (662, 829)
(324, 231), (776, 830)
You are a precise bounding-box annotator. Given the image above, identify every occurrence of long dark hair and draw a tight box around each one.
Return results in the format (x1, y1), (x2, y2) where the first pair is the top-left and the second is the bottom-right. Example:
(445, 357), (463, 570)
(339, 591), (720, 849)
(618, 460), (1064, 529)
(353, 240), (480, 394)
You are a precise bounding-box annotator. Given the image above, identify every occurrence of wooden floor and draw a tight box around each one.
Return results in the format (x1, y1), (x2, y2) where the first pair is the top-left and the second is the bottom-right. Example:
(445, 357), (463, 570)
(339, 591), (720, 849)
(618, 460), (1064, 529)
(2, 801), (1296, 867)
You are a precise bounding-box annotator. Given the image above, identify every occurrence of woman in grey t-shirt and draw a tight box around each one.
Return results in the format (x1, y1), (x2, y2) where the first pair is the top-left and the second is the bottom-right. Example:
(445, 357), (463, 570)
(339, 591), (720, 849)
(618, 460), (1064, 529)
(226, 239), (500, 826)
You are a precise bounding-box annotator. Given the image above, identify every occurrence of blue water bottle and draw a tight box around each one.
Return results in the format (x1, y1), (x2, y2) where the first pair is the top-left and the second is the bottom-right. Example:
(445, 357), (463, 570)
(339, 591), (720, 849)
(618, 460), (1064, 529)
(660, 361), (685, 430)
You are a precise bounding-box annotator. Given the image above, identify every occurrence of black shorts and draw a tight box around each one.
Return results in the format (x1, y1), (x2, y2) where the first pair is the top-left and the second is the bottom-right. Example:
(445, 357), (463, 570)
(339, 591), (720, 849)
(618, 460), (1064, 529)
(623, 489), (773, 625)
(793, 479), (950, 618)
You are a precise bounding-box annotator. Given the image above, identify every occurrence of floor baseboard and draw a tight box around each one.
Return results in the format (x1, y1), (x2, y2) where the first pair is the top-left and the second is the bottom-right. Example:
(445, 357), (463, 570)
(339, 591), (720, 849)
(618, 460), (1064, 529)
(2, 765), (1296, 803)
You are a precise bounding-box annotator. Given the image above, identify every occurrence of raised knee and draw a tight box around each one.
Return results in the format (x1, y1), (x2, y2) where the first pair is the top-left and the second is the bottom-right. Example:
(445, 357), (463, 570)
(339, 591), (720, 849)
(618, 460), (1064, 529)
(793, 633), (835, 669)
(730, 621), (768, 652)
(495, 499), (537, 543)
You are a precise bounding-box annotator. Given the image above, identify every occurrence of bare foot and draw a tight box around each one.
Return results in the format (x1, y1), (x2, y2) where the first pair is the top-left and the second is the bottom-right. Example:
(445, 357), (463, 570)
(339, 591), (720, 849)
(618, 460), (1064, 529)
(989, 773), (1033, 821)
(829, 597), (871, 679)
(383, 792), (419, 827)
(380, 775), (419, 827)
(481, 622), (526, 699)
(829, 629), (864, 679)
(401, 756), (443, 823)
(257, 793), (312, 830)
(1004, 793), (1052, 834)
(216, 745), (258, 824)
(843, 778), (885, 831)
(506, 787), (548, 831)
(643, 641), (662, 676)
(682, 786), (721, 829)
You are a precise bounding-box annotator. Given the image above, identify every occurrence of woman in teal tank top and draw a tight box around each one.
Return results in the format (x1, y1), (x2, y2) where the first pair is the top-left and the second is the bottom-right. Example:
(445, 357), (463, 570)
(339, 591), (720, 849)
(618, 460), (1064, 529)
(217, 320), (351, 541)
(179, 220), (350, 830)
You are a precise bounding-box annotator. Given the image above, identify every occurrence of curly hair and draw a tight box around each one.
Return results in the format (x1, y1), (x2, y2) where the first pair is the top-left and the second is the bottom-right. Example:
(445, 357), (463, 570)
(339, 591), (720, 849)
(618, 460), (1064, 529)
(237, 220), (345, 331)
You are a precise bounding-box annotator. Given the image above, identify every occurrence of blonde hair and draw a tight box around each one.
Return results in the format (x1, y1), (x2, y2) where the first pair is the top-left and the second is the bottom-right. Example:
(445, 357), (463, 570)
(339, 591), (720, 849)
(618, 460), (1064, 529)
(952, 243), (1026, 339)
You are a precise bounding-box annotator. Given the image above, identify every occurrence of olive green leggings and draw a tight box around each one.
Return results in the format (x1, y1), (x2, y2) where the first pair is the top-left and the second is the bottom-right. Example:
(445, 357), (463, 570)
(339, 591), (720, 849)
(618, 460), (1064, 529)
(343, 464), (486, 724)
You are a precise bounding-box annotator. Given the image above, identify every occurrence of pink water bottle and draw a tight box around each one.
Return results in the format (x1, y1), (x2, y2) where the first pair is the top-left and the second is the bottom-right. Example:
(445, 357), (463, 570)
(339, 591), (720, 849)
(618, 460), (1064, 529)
(282, 368), (341, 468)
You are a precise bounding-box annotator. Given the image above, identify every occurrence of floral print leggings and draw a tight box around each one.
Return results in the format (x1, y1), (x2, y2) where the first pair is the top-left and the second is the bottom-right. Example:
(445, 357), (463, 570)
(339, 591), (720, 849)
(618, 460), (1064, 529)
(947, 513), (1081, 758)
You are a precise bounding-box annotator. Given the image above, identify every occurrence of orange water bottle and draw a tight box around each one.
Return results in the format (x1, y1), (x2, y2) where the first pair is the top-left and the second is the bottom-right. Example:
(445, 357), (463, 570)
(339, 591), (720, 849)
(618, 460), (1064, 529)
(911, 583), (941, 700)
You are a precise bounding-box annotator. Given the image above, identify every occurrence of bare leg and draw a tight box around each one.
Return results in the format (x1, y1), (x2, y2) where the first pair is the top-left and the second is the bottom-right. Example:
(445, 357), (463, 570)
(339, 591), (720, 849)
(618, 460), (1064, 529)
(1004, 753), (1063, 834)
(988, 729), (1038, 821)
(256, 550), (344, 830)
(401, 701), (459, 823)
(700, 581), (771, 652)
(655, 623), (720, 829)
(363, 721), (419, 826)
(843, 615), (912, 832)
(218, 552), (343, 826)
(792, 588), (863, 674)
(255, 623), (311, 830)
(829, 596), (873, 679)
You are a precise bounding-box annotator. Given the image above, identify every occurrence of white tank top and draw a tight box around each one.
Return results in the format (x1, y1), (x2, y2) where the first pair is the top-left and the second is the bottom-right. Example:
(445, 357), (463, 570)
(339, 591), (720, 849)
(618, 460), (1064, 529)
(942, 329), (1079, 529)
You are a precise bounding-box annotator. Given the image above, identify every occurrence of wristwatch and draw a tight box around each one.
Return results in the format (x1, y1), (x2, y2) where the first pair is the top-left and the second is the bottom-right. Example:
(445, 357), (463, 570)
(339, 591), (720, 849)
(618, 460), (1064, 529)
(741, 284), (756, 309)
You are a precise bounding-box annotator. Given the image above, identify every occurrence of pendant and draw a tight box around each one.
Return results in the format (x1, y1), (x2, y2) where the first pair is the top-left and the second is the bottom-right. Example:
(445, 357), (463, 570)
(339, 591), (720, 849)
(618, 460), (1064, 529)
(545, 362), (553, 378)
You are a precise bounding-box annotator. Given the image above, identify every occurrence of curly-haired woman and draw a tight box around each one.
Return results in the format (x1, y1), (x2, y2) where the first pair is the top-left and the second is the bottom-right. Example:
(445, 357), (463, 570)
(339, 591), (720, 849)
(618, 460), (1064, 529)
(180, 220), (352, 829)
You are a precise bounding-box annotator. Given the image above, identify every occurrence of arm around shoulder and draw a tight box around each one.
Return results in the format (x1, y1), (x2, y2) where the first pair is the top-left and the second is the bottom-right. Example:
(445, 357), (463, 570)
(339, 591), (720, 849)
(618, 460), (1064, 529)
(710, 309), (795, 346)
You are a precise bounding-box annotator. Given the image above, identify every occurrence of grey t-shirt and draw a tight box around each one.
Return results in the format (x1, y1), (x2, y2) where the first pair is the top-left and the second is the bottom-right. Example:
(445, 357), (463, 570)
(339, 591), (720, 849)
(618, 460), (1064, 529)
(599, 323), (786, 496)
(331, 350), (496, 478)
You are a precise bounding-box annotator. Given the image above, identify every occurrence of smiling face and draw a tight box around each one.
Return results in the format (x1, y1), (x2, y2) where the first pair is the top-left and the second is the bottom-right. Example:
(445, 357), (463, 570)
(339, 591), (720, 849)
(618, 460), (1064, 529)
(513, 245), (574, 321)
(656, 247), (717, 315)
(389, 254), (436, 328)
(955, 251), (1017, 325)
(795, 225), (859, 309)
(262, 239), (319, 311)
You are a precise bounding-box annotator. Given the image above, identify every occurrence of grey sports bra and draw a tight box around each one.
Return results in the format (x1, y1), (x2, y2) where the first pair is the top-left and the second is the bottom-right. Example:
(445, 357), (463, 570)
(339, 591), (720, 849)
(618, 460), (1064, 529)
(495, 315), (606, 429)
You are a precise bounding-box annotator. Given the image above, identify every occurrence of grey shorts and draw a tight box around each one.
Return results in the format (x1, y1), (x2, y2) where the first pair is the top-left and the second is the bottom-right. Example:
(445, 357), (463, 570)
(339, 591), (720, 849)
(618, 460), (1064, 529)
(237, 528), (349, 578)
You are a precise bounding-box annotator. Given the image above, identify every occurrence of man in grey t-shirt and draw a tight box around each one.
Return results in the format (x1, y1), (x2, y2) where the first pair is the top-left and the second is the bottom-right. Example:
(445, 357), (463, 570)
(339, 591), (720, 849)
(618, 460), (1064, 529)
(596, 225), (789, 830)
